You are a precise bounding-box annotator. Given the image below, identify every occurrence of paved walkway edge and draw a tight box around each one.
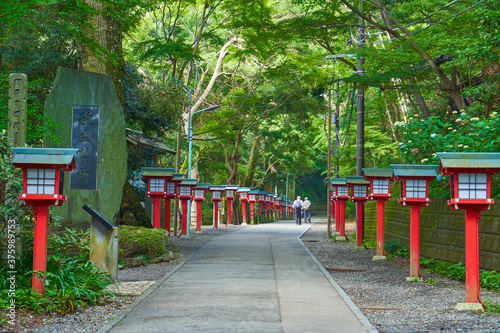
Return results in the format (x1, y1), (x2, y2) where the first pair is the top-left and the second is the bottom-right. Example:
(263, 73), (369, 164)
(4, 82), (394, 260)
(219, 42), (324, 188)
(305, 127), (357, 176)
(297, 225), (378, 333)
(97, 236), (220, 333)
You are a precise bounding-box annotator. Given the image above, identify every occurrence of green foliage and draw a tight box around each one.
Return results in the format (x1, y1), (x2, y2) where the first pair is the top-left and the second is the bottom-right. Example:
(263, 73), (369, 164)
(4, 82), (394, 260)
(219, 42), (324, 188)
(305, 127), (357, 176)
(48, 228), (91, 261)
(118, 225), (170, 259)
(0, 250), (114, 315)
(397, 111), (500, 198)
(0, 130), (25, 229)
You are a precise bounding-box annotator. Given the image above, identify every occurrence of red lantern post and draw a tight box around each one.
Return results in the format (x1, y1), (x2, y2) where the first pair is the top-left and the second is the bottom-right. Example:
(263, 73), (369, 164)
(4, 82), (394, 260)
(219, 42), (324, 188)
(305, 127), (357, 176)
(346, 176), (370, 248)
(257, 191), (267, 219)
(363, 168), (394, 260)
(193, 183), (209, 233)
(331, 179), (349, 241)
(141, 167), (175, 230)
(437, 152), (500, 311)
(178, 179), (198, 237)
(224, 185), (238, 225)
(12, 148), (77, 296)
(209, 185), (224, 229)
(266, 193), (273, 220)
(248, 190), (258, 225)
(164, 173), (183, 236)
(391, 164), (438, 281)
(237, 188), (250, 225)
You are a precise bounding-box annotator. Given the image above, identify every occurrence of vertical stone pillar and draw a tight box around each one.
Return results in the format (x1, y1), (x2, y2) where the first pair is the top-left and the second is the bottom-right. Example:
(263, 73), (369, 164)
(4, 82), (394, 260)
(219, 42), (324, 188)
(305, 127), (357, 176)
(8, 73), (27, 146)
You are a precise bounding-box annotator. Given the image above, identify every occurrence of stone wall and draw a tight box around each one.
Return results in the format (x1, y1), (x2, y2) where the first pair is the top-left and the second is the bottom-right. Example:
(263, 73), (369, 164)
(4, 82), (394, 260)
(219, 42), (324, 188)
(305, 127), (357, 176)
(364, 199), (500, 271)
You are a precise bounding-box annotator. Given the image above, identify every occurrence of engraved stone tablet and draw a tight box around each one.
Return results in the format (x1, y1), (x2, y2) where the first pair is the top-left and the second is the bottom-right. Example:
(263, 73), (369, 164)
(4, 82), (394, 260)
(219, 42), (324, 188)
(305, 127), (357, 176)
(71, 105), (99, 189)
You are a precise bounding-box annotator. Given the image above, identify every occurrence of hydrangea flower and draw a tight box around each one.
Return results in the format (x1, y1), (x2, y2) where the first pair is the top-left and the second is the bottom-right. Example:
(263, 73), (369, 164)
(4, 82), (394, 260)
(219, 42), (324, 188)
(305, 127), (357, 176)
(430, 133), (437, 138)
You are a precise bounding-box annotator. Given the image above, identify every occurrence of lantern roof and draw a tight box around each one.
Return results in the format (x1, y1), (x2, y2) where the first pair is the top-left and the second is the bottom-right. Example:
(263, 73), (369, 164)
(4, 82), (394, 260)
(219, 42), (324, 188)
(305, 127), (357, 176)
(257, 190), (267, 195)
(237, 187), (250, 193)
(180, 178), (198, 186)
(249, 190), (259, 194)
(362, 168), (393, 179)
(209, 185), (225, 191)
(437, 152), (500, 170)
(11, 147), (77, 168)
(330, 178), (347, 186)
(345, 176), (370, 185)
(195, 183), (210, 189)
(172, 173), (184, 181)
(224, 185), (239, 191)
(141, 167), (175, 178)
(390, 164), (438, 178)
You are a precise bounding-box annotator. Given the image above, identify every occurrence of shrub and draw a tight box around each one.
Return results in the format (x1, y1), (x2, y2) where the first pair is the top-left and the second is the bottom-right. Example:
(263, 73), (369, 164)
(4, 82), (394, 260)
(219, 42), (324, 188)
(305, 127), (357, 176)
(0, 252), (114, 315)
(119, 225), (175, 259)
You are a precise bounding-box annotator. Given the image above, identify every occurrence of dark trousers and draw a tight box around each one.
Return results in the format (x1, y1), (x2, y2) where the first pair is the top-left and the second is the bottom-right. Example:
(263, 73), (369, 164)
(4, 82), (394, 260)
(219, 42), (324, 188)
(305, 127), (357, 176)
(295, 208), (302, 225)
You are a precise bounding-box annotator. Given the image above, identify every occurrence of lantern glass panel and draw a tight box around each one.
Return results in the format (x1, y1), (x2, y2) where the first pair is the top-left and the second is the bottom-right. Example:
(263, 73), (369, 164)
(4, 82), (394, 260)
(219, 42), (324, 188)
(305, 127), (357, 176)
(337, 186), (349, 196)
(259, 195), (265, 201)
(353, 185), (367, 198)
(167, 182), (176, 195)
(212, 191), (221, 199)
(457, 173), (487, 199)
(249, 194), (256, 201)
(150, 178), (165, 192)
(405, 179), (427, 198)
(180, 186), (191, 197)
(226, 190), (234, 198)
(372, 179), (389, 194)
(27, 168), (56, 195)
(194, 189), (205, 199)
(240, 192), (248, 199)
(58, 170), (64, 195)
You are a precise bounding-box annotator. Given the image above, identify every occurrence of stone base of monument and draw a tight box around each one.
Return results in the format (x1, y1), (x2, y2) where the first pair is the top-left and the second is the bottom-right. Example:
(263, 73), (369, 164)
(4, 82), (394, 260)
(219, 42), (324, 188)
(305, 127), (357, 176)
(455, 303), (484, 311)
(372, 255), (387, 261)
(84, 205), (119, 279)
(336, 236), (347, 242)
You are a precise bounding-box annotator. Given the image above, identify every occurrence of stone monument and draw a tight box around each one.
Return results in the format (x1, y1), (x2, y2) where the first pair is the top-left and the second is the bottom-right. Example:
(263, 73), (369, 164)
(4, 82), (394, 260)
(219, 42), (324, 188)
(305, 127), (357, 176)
(8, 73), (27, 146)
(44, 67), (127, 229)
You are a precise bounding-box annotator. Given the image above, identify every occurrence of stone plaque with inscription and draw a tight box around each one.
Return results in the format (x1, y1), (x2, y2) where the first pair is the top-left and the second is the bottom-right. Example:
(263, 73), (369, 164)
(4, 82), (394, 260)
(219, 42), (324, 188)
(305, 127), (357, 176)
(71, 105), (99, 189)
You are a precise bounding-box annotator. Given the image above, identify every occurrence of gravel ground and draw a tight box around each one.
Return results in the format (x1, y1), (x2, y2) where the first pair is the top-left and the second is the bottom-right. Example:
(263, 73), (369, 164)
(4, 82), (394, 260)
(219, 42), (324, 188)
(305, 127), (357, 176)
(10, 221), (500, 333)
(303, 221), (500, 333)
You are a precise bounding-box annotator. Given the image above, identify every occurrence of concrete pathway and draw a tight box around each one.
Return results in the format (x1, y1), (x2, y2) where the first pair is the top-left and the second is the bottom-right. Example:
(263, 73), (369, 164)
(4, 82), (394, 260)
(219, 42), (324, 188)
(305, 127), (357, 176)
(99, 221), (377, 333)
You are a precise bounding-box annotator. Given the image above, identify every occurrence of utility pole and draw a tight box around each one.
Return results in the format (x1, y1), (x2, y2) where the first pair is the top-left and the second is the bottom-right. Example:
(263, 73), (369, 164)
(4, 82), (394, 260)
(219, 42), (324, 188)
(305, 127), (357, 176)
(356, 2), (365, 177)
(327, 91), (332, 238)
(174, 116), (182, 237)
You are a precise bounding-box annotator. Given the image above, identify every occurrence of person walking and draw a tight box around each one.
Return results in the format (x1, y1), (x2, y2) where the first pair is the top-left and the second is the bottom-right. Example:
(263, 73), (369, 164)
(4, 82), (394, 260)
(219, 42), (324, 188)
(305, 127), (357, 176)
(292, 196), (303, 225)
(303, 197), (311, 223)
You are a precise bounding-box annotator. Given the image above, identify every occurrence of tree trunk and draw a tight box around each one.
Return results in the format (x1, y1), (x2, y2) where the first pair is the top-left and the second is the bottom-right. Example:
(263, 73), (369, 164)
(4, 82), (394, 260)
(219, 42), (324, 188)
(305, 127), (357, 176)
(242, 132), (260, 187)
(78, 0), (125, 105)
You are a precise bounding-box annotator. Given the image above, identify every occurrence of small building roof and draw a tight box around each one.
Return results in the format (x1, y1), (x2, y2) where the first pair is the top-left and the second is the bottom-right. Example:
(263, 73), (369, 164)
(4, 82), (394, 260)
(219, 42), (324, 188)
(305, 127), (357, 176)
(11, 147), (77, 168)
(362, 168), (393, 178)
(141, 167), (175, 178)
(437, 152), (500, 169)
(390, 164), (438, 178)
(345, 176), (370, 185)
(126, 128), (176, 155)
